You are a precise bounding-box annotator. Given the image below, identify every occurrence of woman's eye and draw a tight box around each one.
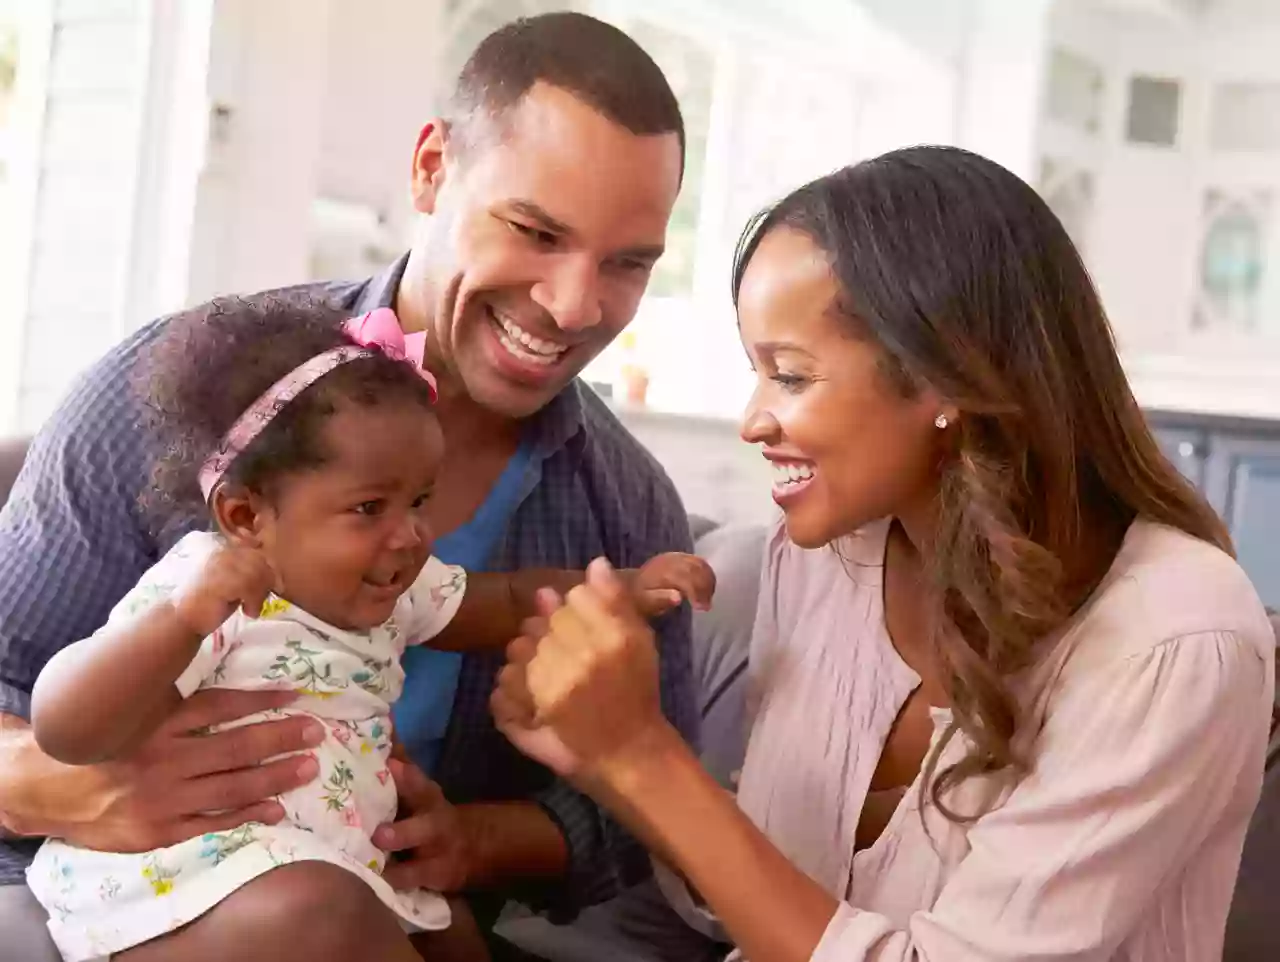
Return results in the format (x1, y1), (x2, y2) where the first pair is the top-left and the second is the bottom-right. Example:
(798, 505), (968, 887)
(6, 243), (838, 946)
(772, 374), (808, 393)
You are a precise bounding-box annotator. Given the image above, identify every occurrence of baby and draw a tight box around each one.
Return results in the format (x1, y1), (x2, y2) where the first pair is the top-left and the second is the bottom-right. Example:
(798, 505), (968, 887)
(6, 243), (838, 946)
(25, 299), (713, 961)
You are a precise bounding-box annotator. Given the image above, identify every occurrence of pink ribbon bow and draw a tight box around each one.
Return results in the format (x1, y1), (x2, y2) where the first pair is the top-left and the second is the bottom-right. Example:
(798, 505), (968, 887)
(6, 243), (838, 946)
(344, 307), (437, 401)
(197, 307), (438, 501)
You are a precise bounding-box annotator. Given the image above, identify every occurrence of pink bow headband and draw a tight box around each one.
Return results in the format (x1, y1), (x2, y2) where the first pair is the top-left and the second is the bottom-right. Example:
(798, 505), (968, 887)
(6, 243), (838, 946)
(196, 308), (436, 502)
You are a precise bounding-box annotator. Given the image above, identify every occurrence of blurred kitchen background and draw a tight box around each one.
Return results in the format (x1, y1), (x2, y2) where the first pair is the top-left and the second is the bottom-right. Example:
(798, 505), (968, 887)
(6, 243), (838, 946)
(0, 0), (1277, 604)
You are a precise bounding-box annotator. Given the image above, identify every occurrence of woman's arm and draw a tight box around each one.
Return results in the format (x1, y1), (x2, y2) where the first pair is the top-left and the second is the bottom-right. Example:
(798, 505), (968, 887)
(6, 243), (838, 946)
(497, 561), (1274, 962)
(593, 722), (838, 962)
(493, 563), (836, 962)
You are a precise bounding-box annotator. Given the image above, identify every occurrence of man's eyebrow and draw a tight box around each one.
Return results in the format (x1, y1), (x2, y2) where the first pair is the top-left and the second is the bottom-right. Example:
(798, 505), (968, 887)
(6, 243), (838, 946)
(616, 243), (665, 263)
(507, 200), (664, 262)
(507, 200), (573, 235)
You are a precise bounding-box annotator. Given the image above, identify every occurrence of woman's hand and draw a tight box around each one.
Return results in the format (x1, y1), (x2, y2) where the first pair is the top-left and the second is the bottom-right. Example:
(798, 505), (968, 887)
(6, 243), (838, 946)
(492, 558), (671, 782)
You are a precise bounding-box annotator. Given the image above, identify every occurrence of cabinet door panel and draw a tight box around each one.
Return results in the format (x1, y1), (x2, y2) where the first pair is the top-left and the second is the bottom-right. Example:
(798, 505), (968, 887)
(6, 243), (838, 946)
(1152, 427), (1208, 490)
(1205, 438), (1280, 610)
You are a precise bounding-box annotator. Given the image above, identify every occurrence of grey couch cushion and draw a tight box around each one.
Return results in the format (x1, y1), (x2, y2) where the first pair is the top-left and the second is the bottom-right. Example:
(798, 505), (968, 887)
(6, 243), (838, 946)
(689, 522), (765, 789)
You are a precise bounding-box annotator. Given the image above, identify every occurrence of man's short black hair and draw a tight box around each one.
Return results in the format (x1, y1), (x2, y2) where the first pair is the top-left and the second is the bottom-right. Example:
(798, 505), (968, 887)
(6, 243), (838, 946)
(446, 12), (685, 166)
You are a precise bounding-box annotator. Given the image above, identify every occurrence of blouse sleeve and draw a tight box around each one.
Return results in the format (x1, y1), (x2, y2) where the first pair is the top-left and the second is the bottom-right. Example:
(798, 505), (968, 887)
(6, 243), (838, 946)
(398, 555), (467, 644)
(812, 629), (1272, 961)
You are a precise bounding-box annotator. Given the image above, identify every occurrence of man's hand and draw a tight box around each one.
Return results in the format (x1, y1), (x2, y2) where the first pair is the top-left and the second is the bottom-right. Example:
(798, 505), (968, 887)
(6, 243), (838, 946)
(0, 689), (321, 851)
(372, 758), (474, 893)
(371, 755), (570, 894)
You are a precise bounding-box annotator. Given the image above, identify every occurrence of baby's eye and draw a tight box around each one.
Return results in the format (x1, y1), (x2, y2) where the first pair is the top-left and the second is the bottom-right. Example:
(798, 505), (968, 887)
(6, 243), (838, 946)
(354, 500), (385, 517)
(410, 490), (433, 509)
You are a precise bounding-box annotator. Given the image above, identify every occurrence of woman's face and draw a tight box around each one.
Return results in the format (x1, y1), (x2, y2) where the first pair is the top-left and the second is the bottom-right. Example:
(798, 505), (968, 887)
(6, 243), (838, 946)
(737, 227), (947, 549)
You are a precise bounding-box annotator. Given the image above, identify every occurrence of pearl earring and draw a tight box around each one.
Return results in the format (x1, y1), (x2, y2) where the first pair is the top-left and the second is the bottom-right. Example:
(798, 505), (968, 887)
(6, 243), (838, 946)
(934, 413), (949, 430)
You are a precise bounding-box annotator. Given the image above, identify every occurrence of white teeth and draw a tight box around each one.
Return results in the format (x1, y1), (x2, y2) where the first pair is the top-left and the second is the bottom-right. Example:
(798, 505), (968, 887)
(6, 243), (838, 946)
(494, 313), (566, 360)
(771, 462), (814, 485)
(500, 332), (559, 366)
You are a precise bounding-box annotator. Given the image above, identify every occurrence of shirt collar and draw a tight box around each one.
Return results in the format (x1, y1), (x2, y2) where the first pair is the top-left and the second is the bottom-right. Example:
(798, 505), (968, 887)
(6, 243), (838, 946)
(354, 253), (410, 314)
(358, 253), (585, 460)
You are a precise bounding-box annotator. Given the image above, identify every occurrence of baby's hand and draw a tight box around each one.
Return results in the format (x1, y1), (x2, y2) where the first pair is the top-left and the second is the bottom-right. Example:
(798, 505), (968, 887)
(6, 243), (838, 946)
(628, 552), (716, 618)
(172, 544), (279, 637)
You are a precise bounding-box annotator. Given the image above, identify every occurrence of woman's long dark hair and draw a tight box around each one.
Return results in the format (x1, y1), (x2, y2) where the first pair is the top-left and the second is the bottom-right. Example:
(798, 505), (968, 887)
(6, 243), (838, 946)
(733, 146), (1231, 820)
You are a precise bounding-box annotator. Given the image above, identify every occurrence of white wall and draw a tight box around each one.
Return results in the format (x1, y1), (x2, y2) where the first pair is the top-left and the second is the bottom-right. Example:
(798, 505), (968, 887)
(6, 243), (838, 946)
(615, 406), (775, 525)
(1044, 0), (1280, 418)
(588, 0), (1042, 420)
(314, 0), (445, 257)
(4, 0), (150, 431)
(185, 0), (335, 303)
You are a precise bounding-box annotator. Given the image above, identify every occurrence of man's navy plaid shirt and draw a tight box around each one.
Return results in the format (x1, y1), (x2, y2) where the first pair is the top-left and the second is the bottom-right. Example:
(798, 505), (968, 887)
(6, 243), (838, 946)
(0, 257), (699, 915)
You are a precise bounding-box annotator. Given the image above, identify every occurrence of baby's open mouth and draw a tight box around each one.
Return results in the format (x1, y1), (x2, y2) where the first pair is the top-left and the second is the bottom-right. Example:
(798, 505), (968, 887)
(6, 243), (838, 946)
(363, 569), (404, 590)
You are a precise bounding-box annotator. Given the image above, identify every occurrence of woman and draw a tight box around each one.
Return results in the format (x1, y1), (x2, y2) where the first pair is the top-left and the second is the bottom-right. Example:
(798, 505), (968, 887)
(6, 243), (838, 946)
(491, 146), (1275, 961)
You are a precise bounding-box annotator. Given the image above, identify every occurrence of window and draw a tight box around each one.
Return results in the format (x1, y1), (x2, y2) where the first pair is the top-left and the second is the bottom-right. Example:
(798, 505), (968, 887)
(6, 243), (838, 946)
(1038, 158), (1094, 253)
(1194, 190), (1270, 332)
(434, 3), (713, 301)
(0, 12), (17, 185)
(1126, 76), (1181, 147)
(1045, 48), (1104, 135)
(1210, 82), (1280, 152)
(439, 0), (582, 89)
(625, 20), (714, 298)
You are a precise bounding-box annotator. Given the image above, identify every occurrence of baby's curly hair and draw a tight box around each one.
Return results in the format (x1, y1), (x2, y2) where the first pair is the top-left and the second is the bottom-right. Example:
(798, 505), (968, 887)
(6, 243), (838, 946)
(134, 293), (437, 521)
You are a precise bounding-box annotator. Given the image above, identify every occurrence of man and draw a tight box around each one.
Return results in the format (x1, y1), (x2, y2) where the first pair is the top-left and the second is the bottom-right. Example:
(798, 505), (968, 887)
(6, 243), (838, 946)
(0, 12), (696, 958)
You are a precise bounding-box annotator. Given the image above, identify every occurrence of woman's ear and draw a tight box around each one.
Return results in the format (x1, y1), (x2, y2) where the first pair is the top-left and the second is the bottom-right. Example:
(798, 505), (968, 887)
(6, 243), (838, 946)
(209, 485), (269, 547)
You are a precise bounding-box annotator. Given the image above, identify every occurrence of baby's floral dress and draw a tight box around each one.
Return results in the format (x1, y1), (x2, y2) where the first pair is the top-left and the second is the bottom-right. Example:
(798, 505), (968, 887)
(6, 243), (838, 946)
(27, 532), (467, 962)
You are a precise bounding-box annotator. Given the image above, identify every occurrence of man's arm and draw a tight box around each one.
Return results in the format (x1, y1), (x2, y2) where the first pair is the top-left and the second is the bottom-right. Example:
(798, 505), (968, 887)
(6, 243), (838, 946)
(1, 694), (323, 853)
(0, 331), (315, 850)
(527, 467), (700, 914)
(432, 561), (712, 653)
(0, 338), (162, 833)
(378, 467), (701, 914)
(0, 712), (84, 839)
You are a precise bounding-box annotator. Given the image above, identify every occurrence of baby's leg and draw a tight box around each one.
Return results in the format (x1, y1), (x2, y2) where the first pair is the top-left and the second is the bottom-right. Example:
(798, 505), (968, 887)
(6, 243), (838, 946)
(116, 862), (420, 962)
(410, 898), (493, 962)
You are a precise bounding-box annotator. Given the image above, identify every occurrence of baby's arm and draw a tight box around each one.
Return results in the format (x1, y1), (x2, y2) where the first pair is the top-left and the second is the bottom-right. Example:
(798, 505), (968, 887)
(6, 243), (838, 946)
(426, 553), (716, 653)
(30, 540), (273, 765)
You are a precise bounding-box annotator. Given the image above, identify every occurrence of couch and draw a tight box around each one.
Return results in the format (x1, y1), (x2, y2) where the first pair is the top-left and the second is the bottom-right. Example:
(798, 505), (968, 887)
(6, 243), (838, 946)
(1, 439), (1279, 960)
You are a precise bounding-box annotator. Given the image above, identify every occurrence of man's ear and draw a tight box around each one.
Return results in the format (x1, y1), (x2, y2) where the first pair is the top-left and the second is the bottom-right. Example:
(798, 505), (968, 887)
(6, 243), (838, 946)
(411, 119), (452, 215)
(209, 485), (269, 547)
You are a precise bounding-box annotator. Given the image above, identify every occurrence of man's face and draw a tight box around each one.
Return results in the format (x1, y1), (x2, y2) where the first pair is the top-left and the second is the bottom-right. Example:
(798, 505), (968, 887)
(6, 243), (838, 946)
(407, 83), (683, 418)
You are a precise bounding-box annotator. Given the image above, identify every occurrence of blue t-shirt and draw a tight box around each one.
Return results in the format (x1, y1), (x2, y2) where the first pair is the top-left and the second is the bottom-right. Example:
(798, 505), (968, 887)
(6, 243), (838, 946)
(392, 441), (536, 772)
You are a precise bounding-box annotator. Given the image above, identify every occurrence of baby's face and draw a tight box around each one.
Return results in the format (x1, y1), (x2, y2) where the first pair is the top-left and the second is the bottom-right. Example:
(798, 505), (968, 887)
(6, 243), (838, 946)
(258, 401), (444, 630)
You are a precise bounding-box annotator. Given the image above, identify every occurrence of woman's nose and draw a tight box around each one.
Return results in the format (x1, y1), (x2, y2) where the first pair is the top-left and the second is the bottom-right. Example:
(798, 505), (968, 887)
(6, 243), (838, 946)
(740, 392), (780, 445)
